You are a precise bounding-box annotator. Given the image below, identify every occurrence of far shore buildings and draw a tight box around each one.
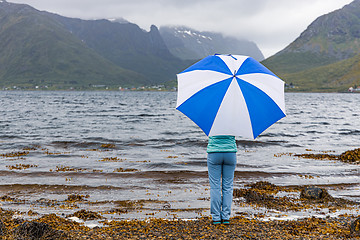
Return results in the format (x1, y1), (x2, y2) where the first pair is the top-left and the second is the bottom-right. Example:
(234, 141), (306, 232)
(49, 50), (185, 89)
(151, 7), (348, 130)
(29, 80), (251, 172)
(348, 86), (360, 92)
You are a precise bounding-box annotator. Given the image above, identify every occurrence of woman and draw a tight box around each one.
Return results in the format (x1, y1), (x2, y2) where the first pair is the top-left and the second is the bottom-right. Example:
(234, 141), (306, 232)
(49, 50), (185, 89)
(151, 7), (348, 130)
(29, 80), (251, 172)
(207, 135), (237, 225)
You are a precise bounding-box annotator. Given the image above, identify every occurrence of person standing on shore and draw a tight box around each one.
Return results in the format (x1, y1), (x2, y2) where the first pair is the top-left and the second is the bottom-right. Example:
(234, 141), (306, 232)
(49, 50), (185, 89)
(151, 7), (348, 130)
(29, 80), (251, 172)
(207, 135), (237, 225)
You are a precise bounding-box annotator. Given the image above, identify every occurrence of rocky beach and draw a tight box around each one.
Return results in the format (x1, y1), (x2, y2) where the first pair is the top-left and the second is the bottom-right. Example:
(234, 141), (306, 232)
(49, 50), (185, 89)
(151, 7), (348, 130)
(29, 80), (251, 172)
(0, 180), (359, 239)
(0, 148), (359, 239)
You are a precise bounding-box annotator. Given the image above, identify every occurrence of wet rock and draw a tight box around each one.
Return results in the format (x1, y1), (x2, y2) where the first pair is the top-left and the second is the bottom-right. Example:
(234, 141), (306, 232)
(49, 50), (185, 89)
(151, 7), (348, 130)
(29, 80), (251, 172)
(295, 148), (360, 164)
(0, 220), (5, 236)
(14, 221), (54, 240)
(294, 153), (338, 161)
(66, 194), (89, 202)
(350, 217), (360, 236)
(244, 189), (274, 203)
(233, 182), (304, 211)
(300, 187), (331, 200)
(72, 209), (102, 221)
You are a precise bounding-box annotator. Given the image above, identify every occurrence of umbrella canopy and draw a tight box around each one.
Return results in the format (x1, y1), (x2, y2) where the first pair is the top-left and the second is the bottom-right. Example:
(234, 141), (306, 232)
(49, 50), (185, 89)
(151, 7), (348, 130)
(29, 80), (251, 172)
(176, 54), (286, 139)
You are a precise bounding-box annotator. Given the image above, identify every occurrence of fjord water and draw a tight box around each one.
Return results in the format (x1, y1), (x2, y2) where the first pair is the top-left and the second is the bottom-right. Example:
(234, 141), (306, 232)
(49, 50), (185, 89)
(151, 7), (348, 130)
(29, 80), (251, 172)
(0, 91), (359, 219)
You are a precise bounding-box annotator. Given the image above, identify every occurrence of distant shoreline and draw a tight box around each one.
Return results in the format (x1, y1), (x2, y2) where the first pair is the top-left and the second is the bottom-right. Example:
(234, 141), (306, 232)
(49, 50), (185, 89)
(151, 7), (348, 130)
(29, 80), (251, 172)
(0, 89), (358, 93)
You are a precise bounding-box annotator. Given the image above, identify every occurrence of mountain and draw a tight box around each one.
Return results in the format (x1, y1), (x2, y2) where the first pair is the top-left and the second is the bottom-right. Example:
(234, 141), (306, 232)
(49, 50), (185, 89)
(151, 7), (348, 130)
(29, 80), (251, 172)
(280, 53), (360, 92)
(46, 14), (188, 84)
(109, 18), (129, 24)
(262, 0), (360, 91)
(159, 26), (264, 61)
(0, 1), (190, 89)
(0, 1), (147, 89)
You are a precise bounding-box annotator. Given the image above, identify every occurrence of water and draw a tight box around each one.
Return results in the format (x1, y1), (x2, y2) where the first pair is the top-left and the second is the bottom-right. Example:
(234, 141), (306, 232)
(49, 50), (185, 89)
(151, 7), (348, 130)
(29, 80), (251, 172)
(0, 91), (359, 220)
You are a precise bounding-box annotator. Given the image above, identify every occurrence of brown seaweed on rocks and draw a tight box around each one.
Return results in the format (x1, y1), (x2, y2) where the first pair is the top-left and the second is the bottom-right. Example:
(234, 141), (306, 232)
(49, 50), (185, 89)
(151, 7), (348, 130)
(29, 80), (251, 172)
(295, 147), (360, 164)
(6, 164), (38, 170)
(53, 165), (87, 172)
(113, 167), (138, 172)
(233, 181), (359, 213)
(71, 210), (102, 221)
(233, 181), (303, 211)
(340, 148), (360, 163)
(13, 221), (65, 240)
(351, 217), (360, 236)
(0, 151), (29, 158)
(100, 144), (116, 149)
(65, 194), (90, 203)
(0, 204), (358, 239)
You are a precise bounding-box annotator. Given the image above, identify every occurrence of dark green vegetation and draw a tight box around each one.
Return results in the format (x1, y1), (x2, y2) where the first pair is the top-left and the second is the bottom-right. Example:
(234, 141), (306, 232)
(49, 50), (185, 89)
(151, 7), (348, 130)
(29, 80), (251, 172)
(0, 1), (190, 90)
(263, 0), (360, 92)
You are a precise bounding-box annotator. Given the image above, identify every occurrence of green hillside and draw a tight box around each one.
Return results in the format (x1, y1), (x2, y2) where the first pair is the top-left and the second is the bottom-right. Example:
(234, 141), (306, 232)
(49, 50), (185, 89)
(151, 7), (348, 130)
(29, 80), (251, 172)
(262, 0), (360, 91)
(277, 53), (360, 92)
(0, 3), (147, 89)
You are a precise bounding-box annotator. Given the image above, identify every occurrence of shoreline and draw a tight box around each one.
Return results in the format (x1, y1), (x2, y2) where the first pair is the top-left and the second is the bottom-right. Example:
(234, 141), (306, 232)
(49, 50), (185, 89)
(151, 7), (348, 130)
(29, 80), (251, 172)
(0, 181), (359, 239)
(0, 206), (358, 239)
(0, 89), (359, 93)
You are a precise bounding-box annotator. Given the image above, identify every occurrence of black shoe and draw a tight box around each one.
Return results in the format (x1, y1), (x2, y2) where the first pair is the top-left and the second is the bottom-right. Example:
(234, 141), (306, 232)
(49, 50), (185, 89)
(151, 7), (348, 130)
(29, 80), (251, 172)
(212, 220), (221, 225)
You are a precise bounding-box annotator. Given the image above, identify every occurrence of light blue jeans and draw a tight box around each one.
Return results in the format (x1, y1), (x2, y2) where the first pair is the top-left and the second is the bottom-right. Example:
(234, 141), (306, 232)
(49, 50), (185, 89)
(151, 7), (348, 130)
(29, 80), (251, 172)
(207, 152), (237, 222)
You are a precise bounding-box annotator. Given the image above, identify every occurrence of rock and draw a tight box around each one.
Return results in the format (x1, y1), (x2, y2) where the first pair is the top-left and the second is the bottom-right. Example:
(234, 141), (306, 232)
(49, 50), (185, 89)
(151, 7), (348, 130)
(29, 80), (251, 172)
(72, 209), (102, 221)
(14, 221), (52, 240)
(246, 181), (279, 192)
(66, 194), (89, 202)
(300, 187), (331, 200)
(351, 217), (360, 236)
(244, 190), (272, 202)
(0, 220), (5, 236)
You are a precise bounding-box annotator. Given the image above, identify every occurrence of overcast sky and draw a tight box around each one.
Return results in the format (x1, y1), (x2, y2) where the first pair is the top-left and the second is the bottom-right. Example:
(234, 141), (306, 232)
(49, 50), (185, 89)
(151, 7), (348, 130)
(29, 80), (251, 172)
(10, 0), (353, 58)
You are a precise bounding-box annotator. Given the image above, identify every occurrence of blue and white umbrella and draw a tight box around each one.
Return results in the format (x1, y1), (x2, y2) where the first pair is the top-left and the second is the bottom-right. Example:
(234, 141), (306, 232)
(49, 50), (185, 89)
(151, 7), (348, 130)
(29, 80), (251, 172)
(176, 54), (286, 139)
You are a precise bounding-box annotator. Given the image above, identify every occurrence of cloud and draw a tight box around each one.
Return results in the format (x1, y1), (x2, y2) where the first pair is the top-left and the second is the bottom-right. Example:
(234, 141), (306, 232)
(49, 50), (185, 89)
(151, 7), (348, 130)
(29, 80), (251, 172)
(10, 0), (354, 57)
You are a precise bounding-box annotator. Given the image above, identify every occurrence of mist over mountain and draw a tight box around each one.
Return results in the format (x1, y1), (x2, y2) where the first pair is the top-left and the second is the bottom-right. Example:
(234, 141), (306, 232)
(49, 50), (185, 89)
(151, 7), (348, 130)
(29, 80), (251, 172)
(160, 26), (264, 61)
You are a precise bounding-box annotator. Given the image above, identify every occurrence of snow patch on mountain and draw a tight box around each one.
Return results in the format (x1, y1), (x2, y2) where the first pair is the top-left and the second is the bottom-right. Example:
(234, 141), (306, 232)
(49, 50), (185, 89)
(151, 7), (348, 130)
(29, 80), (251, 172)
(159, 26), (264, 61)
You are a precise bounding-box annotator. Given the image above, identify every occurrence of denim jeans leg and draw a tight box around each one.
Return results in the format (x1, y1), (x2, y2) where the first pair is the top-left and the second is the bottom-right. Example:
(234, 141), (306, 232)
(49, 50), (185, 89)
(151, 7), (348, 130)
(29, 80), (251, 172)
(221, 152), (236, 220)
(207, 153), (222, 222)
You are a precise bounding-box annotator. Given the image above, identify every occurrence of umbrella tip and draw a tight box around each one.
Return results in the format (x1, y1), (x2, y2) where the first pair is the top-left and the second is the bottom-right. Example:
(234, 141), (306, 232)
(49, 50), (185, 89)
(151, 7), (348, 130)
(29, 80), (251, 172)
(228, 54), (237, 60)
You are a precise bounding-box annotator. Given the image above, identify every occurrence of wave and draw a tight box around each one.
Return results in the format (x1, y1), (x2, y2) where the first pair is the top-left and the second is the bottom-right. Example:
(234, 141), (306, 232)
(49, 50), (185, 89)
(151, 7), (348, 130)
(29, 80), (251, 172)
(339, 130), (360, 135)
(260, 133), (300, 138)
(234, 170), (295, 178)
(45, 137), (288, 151)
(0, 135), (23, 139)
(0, 170), (208, 179)
(236, 140), (286, 148)
(0, 183), (128, 191)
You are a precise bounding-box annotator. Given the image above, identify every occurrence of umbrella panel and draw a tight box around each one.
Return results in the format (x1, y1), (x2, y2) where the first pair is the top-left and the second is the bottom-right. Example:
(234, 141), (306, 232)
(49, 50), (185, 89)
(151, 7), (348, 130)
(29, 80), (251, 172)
(236, 78), (286, 138)
(176, 77), (232, 135)
(181, 55), (232, 75)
